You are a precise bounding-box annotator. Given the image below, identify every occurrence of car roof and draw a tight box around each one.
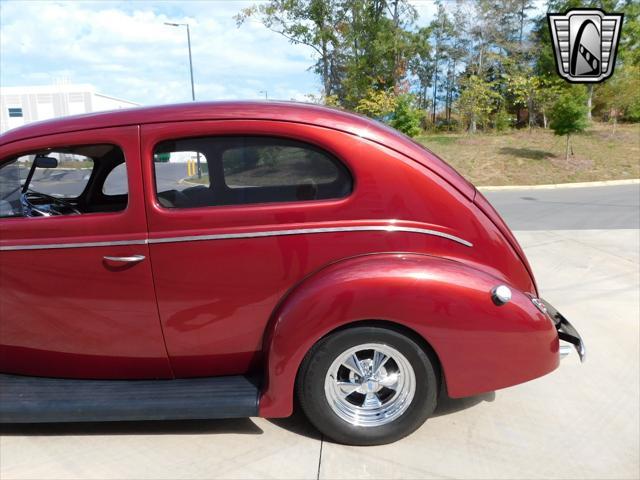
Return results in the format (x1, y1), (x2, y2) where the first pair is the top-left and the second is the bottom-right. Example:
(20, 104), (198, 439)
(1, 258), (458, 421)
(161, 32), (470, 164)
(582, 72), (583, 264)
(0, 101), (474, 199)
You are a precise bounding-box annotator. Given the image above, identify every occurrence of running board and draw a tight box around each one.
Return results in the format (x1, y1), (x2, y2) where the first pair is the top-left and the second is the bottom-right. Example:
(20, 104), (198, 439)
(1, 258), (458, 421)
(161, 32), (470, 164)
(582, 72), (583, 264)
(0, 374), (259, 423)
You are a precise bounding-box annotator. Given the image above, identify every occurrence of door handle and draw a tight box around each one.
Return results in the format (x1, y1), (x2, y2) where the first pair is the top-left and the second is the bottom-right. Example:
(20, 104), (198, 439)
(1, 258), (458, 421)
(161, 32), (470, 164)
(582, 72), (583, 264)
(103, 254), (146, 263)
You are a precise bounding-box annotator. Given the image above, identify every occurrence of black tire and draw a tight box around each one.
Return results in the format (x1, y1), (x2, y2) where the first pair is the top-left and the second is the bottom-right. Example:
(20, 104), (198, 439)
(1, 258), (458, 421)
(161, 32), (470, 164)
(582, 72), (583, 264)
(296, 325), (439, 445)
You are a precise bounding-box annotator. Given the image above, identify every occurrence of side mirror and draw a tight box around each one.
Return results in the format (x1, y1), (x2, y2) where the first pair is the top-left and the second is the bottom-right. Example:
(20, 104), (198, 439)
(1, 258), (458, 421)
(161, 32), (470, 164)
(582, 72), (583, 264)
(34, 155), (58, 169)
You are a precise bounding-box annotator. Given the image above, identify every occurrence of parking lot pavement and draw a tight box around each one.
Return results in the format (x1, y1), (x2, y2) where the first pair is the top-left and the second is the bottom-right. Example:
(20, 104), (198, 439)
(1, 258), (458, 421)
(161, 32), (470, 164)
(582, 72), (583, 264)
(1, 228), (638, 480)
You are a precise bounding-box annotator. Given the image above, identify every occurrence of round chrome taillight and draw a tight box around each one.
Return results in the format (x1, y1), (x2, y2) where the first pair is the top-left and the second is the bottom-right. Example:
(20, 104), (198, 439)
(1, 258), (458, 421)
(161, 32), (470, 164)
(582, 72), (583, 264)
(491, 285), (512, 305)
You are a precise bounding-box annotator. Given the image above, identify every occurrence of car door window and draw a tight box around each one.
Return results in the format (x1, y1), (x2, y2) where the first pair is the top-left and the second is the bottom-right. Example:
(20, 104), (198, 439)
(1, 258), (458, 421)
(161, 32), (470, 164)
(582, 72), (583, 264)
(153, 136), (352, 208)
(102, 162), (129, 196)
(0, 144), (128, 218)
(0, 160), (23, 217)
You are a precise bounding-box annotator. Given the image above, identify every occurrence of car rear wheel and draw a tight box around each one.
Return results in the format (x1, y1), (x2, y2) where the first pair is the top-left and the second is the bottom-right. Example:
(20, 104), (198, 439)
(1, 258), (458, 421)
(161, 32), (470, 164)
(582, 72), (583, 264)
(297, 326), (438, 445)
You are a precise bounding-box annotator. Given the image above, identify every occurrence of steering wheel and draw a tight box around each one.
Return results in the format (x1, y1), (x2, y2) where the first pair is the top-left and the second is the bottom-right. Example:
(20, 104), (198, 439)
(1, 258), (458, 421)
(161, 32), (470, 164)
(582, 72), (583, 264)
(22, 191), (82, 216)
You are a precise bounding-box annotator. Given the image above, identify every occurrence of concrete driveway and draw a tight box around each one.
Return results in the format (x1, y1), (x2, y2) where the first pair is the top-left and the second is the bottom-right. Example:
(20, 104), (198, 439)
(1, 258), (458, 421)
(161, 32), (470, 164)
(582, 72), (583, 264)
(1, 185), (639, 479)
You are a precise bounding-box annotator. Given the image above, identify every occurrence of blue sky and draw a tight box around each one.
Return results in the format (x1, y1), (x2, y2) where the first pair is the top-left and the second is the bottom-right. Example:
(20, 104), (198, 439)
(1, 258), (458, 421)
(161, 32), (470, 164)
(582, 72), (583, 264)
(0, 0), (447, 105)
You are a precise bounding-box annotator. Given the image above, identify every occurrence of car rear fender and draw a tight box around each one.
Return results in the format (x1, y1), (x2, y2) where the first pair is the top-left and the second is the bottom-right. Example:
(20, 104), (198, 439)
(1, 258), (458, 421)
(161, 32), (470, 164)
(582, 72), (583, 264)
(259, 253), (558, 417)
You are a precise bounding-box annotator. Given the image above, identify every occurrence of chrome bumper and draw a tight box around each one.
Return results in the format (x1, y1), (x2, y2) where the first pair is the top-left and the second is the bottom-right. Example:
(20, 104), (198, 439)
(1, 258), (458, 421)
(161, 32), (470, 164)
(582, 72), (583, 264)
(539, 298), (586, 363)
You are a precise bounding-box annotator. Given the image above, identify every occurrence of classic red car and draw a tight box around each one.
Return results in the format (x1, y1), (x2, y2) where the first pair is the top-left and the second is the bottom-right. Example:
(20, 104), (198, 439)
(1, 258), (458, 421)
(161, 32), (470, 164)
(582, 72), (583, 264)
(0, 102), (584, 445)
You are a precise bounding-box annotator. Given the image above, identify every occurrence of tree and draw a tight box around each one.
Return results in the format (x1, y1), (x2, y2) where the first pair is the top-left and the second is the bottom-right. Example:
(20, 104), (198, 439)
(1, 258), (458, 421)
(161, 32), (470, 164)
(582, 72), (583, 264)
(355, 88), (397, 118)
(537, 78), (564, 129)
(443, 3), (469, 125)
(505, 72), (562, 130)
(386, 0), (419, 89)
(516, 0), (536, 46)
(549, 87), (589, 161)
(339, 0), (418, 107)
(470, 0), (523, 76)
(507, 73), (541, 130)
(428, 1), (452, 123)
(409, 26), (434, 110)
(456, 75), (500, 133)
(236, 0), (343, 97)
(619, 0), (639, 66)
(595, 64), (640, 131)
(305, 92), (341, 107)
(235, 0), (636, 138)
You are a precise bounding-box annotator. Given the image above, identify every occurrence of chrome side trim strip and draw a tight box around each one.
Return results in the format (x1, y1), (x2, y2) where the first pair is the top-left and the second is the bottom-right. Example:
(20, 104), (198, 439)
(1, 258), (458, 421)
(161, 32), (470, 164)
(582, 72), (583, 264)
(0, 225), (472, 251)
(148, 226), (473, 247)
(0, 239), (147, 252)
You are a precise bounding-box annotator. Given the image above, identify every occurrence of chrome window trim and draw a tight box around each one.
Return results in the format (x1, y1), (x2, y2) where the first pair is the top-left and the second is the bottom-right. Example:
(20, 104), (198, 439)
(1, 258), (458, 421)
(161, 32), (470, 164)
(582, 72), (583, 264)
(0, 225), (472, 251)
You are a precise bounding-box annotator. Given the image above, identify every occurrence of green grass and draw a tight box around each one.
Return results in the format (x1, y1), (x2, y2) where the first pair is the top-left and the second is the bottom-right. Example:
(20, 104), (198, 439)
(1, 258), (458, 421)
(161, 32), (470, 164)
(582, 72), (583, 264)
(415, 122), (640, 186)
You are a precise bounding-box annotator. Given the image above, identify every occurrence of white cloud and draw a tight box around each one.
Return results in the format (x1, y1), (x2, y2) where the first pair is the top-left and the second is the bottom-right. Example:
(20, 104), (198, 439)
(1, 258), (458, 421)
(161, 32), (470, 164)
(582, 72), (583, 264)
(0, 0), (319, 104)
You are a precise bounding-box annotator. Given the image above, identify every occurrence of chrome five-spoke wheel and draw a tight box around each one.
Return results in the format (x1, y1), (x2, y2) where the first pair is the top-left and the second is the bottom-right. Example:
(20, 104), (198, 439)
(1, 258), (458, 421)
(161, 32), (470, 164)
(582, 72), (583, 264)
(298, 326), (439, 445)
(324, 343), (416, 427)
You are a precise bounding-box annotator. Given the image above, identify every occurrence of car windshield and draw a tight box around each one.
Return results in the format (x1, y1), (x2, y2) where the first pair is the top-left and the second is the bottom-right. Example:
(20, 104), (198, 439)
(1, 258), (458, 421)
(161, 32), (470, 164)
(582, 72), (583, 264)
(0, 160), (22, 218)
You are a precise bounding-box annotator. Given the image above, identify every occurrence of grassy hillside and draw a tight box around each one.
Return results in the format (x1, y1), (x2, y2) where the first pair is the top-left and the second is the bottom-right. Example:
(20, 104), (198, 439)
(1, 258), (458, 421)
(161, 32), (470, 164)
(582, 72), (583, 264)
(416, 123), (640, 186)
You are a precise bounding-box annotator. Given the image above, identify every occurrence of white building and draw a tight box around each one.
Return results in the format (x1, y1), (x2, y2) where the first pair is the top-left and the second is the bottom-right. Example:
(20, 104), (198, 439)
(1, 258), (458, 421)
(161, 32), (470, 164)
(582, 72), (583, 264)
(0, 84), (139, 133)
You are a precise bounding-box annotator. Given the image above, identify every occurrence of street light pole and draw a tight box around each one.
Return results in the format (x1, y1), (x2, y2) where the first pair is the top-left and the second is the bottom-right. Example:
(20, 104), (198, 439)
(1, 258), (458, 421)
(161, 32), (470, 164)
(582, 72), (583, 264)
(185, 23), (195, 102)
(165, 21), (201, 177)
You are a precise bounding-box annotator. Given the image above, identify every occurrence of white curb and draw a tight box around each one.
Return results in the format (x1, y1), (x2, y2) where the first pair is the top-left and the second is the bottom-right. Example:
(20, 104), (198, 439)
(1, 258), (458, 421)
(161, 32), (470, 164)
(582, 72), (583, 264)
(477, 179), (639, 191)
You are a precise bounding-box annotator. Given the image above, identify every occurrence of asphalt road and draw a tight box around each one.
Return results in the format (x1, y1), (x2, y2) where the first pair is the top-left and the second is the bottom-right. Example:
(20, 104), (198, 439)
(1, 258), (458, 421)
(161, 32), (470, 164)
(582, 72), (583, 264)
(483, 184), (640, 230)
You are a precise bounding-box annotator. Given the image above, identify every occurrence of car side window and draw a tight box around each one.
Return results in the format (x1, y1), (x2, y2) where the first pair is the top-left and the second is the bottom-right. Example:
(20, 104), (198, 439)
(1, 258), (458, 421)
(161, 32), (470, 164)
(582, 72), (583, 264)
(19, 153), (93, 198)
(0, 144), (128, 218)
(102, 162), (129, 196)
(0, 160), (23, 218)
(153, 136), (352, 208)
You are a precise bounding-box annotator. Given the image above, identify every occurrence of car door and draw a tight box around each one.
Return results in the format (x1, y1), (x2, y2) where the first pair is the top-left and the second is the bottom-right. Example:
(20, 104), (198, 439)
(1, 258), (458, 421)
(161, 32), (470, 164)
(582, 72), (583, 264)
(141, 120), (382, 378)
(0, 126), (172, 379)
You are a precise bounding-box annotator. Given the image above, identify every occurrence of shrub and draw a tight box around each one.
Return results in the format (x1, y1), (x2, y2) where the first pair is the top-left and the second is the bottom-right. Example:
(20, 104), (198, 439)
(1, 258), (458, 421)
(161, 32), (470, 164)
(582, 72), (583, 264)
(493, 109), (513, 132)
(390, 95), (424, 137)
